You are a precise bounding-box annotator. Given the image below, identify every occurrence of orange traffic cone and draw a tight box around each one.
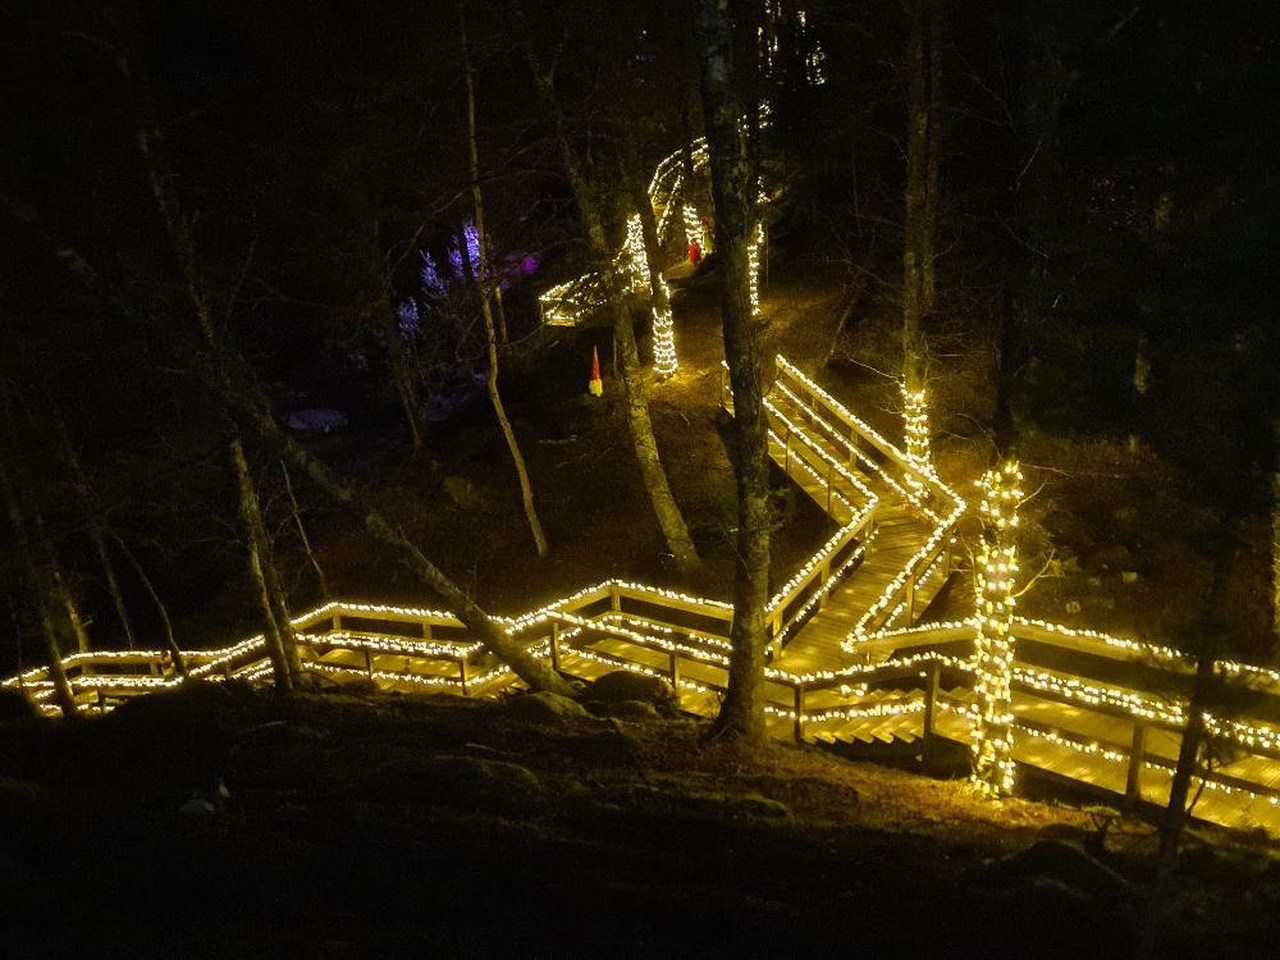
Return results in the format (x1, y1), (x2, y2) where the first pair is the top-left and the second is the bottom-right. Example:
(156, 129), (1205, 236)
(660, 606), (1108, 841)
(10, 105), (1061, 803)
(588, 346), (604, 397)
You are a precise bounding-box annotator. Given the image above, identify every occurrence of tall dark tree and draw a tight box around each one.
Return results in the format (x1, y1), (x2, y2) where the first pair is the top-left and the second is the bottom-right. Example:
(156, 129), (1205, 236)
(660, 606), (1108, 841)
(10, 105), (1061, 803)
(694, 0), (771, 740)
(461, 4), (549, 558)
(901, 0), (942, 469)
(522, 15), (701, 574)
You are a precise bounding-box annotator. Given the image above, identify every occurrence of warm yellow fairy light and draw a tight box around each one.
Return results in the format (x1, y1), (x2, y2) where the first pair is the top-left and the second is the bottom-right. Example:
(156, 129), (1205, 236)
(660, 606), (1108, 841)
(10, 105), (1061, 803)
(624, 214), (649, 292)
(682, 204), (702, 248)
(655, 174), (683, 241)
(19, 345), (1280, 835)
(653, 278), (678, 377)
(901, 383), (934, 509)
(748, 221), (764, 316)
(971, 460), (1022, 798)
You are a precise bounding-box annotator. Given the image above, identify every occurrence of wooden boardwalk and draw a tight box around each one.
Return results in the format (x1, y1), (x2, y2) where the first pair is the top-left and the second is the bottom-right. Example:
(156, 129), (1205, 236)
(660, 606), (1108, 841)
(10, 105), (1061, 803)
(12, 354), (1280, 837)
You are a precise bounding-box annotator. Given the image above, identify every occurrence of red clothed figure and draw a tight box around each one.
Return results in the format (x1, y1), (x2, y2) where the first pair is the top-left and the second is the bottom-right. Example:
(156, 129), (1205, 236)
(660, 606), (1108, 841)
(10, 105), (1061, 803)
(688, 240), (702, 266)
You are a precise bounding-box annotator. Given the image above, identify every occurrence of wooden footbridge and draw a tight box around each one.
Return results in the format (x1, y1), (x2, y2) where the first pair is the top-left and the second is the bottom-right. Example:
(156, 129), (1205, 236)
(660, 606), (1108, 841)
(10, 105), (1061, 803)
(8, 355), (1280, 836)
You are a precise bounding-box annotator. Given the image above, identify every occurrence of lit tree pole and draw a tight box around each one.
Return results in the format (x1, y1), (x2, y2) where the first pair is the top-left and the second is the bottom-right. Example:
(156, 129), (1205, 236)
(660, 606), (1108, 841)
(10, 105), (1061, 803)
(901, 0), (942, 502)
(629, 195), (680, 378)
(971, 459), (1022, 797)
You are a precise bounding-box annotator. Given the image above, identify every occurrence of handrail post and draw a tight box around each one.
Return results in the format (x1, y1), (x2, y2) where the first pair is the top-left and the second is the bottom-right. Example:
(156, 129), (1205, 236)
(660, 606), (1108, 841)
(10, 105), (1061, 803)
(922, 660), (940, 774)
(459, 656), (469, 696)
(826, 460), (834, 514)
(609, 583), (621, 612)
(421, 620), (432, 640)
(784, 429), (792, 475)
(668, 649), (680, 699)
(364, 648), (373, 679)
(550, 622), (561, 672)
(1126, 722), (1147, 803)
(906, 580), (916, 625)
(332, 613), (343, 634)
(793, 683), (805, 743)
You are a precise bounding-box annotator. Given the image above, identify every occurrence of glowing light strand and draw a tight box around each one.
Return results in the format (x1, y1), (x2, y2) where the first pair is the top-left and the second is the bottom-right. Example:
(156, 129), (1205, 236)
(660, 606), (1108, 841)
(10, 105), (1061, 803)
(970, 461), (1022, 798)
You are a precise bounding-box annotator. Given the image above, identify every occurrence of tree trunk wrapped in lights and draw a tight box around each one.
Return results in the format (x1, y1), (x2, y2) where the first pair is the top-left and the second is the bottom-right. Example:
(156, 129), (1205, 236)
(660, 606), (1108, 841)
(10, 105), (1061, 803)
(747, 221), (765, 318)
(625, 210), (679, 378)
(683, 204), (704, 251)
(971, 459), (1022, 798)
(901, 382), (933, 508)
(901, 0), (941, 502)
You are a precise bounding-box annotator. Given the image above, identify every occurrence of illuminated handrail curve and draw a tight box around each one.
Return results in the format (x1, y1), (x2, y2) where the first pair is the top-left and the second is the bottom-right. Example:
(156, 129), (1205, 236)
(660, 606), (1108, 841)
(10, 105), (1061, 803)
(11, 354), (1280, 833)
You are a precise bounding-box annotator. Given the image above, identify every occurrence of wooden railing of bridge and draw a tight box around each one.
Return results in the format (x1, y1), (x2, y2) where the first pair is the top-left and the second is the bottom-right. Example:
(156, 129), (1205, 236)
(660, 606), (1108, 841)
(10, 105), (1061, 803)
(9, 355), (1280, 834)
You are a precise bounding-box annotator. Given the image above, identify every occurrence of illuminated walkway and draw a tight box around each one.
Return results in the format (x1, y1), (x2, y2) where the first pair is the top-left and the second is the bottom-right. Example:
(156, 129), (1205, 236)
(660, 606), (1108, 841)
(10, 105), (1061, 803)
(7, 355), (1280, 837)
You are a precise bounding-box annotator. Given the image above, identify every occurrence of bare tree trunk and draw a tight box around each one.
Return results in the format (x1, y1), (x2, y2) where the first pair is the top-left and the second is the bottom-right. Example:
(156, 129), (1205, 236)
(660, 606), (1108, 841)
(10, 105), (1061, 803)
(902, 0), (941, 469)
(49, 562), (92, 655)
(1129, 333), (1150, 453)
(462, 7), (549, 557)
(37, 605), (78, 717)
(1140, 624), (1221, 960)
(386, 308), (425, 458)
(923, 0), (942, 316)
(281, 461), (331, 599)
(492, 284), (510, 347)
(367, 220), (425, 459)
(111, 533), (188, 678)
(1273, 419), (1280, 639)
(220, 378), (574, 695)
(49, 410), (140, 650)
(115, 30), (301, 692)
(92, 530), (136, 649)
(231, 439), (297, 692)
(0, 451), (78, 717)
(695, 0), (772, 741)
(1160, 652), (1215, 861)
(525, 36), (700, 574)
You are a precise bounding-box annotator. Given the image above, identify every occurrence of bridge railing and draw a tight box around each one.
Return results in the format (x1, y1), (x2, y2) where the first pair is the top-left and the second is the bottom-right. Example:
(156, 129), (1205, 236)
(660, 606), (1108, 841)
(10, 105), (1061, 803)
(759, 357), (967, 640)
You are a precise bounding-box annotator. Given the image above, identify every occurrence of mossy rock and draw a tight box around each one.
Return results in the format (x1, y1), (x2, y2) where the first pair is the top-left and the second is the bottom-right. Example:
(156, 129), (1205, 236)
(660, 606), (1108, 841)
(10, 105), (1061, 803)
(583, 671), (679, 716)
(976, 839), (1135, 904)
(507, 691), (589, 724)
(372, 755), (542, 813)
(592, 699), (660, 721)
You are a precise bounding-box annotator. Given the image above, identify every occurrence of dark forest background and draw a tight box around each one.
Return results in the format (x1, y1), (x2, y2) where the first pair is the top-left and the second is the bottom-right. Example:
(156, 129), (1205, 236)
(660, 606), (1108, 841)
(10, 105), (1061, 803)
(2, 0), (1276, 670)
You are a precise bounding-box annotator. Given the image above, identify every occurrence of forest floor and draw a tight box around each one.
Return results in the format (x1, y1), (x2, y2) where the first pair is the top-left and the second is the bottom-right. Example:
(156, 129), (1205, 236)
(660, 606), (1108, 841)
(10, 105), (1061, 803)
(9, 251), (1280, 957)
(261, 246), (1271, 657)
(3, 683), (1279, 958)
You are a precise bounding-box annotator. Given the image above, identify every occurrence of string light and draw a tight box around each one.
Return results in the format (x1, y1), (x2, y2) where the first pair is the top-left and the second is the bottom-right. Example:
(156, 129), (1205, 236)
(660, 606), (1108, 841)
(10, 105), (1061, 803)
(652, 300), (678, 377)
(683, 204), (703, 248)
(971, 460), (1022, 799)
(14, 346), (1280, 835)
(748, 221), (764, 316)
(901, 383), (934, 509)
(623, 214), (649, 293)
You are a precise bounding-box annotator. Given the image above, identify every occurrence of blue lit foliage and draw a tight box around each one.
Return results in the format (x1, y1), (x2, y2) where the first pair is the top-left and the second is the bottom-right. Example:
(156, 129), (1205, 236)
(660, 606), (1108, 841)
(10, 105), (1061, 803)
(393, 219), (494, 395)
